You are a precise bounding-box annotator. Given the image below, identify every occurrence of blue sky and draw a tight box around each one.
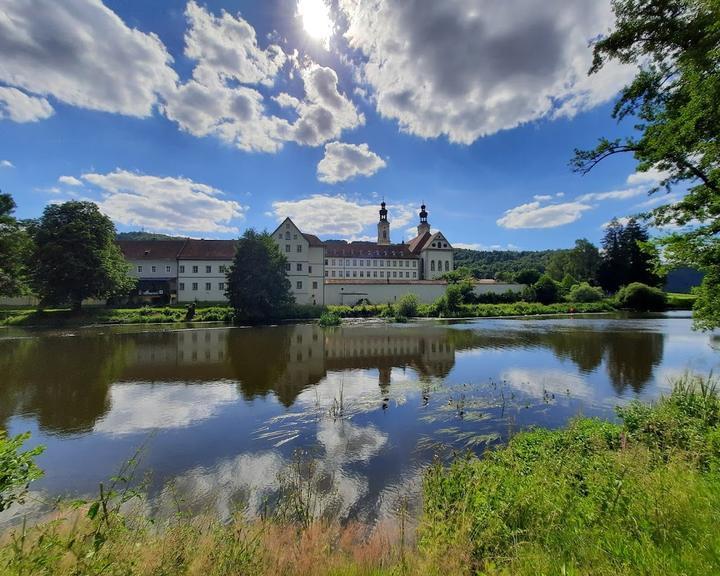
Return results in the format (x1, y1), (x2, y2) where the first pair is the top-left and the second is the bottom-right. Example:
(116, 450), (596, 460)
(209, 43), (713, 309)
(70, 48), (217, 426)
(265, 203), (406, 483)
(0, 0), (676, 250)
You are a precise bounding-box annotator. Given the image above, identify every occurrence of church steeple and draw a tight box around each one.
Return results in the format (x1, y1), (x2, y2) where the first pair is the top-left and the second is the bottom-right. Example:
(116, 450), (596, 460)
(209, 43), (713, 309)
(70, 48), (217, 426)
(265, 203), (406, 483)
(417, 204), (430, 236)
(377, 201), (390, 245)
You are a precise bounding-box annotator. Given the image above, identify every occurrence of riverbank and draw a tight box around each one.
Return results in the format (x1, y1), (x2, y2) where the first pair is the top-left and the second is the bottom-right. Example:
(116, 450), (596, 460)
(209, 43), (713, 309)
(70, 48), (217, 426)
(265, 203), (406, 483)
(2, 376), (718, 575)
(0, 300), (619, 328)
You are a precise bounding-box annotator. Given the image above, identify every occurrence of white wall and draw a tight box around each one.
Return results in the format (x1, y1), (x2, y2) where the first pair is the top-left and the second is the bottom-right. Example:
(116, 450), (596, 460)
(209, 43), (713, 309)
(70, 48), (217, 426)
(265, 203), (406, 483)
(324, 282), (522, 306)
(127, 259), (176, 278)
(177, 259), (232, 302)
(272, 219), (325, 305)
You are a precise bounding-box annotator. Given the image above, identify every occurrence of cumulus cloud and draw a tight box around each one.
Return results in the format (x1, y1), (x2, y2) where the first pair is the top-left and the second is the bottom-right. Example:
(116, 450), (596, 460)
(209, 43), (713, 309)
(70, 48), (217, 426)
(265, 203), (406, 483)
(80, 169), (246, 234)
(58, 175), (83, 186)
(0, 160), (14, 168)
(0, 0), (177, 117)
(163, 3), (362, 152)
(339, 0), (634, 143)
(0, 87), (54, 122)
(626, 167), (672, 186)
(272, 195), (413, 236)
(497, 200), (593, 229)
(317, 142), (386, 183)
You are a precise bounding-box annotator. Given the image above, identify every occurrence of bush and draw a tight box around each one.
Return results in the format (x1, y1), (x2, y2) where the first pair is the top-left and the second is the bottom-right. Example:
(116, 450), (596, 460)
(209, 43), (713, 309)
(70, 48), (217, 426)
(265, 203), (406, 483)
(317, 311), (341, 326)
(616, 282), (667, 311)
(0, 432), (44, 512)
(395, 293), (419, 317)
(532, 274), (560, 304)
(567, 282), (604, 302)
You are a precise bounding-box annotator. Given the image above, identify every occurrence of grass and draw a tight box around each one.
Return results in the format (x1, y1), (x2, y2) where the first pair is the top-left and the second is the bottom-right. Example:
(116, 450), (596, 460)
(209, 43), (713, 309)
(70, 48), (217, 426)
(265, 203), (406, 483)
(666, 292), (698, 310)
(2, 377), (720, 575)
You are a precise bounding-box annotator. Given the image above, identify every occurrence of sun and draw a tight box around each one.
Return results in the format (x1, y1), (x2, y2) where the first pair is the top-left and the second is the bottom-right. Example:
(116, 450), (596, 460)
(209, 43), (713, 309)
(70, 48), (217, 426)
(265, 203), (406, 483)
(297, 0), (333, 47)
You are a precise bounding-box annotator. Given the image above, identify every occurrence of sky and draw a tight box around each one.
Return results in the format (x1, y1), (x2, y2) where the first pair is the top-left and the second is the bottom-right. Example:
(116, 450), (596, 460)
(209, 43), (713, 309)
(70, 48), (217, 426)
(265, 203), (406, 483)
(0, 0), (679, 250)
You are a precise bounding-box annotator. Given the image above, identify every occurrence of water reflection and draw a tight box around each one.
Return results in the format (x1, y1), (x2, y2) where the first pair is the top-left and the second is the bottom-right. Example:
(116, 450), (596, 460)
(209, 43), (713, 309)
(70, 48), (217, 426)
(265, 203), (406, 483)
(0, 320), (681, 435)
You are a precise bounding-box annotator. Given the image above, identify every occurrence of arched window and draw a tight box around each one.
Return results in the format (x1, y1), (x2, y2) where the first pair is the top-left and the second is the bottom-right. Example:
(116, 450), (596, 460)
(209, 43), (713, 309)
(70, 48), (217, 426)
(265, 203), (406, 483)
(430, 260), (435, 272)
(445, 261), (450, 271)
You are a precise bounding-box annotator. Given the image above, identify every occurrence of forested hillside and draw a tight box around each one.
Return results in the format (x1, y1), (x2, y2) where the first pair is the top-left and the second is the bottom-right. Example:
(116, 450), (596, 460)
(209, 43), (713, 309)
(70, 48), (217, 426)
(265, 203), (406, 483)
(453, 248), (566, 279)
(116, 231), (187, 241)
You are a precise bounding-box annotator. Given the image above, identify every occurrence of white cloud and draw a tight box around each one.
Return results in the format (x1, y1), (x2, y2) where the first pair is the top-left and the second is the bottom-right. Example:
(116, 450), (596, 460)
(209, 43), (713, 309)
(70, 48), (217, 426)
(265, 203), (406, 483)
(0, 160), (14, 168)
(272, 195), (413, 236)
(317, 142), (386, 183)
(0, 87), (54, 122)
(0, 0), (177, 117)
(163, 3), (362, 152)
(578, 186), (647, 202)
(58, 175), (83, 187)
(601, 217), (631, 228)
(454, 242), (520, 251)
(533, 194), (553, 201)
(626, 167), (672, 186)
(339, 0), (634, 143)
(497, 200), (592, 229)
(80, 169), (246, 234)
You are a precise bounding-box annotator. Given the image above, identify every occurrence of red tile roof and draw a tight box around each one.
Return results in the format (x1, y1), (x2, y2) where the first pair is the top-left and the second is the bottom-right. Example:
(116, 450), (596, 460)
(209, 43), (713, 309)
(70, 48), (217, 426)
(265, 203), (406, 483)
(302, 233), (324, 247)
(117, 240), (187, 260)
(325, 241), (417, 259)
(178, 239), (238, 260)
(407, 232), (431, 254)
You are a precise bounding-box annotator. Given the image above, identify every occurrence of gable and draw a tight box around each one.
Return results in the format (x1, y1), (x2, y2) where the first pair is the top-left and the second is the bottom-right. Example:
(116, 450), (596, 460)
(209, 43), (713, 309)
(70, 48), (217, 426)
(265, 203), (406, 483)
(272, 217), (308, 246)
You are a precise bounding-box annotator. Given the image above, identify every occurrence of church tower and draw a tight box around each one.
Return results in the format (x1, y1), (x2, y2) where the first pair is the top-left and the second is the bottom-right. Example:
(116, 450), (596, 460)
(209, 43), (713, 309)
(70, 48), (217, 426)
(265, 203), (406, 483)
(377, 201), (390, 245)
(417, 204), (430, 236)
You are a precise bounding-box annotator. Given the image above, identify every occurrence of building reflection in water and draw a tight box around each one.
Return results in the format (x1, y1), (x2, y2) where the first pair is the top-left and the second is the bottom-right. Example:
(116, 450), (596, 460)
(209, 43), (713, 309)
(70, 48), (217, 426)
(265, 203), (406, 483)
(0, 321), (671, 435)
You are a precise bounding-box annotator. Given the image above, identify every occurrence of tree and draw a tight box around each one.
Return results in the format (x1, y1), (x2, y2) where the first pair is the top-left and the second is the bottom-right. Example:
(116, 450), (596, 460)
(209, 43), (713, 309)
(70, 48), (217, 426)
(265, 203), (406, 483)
(598, 218), (660, 292)
(30, 201), (135, 310)
(515, 269), (541, 285)
(0, 192), (32, 297)
(226, 229), (294, 323)
(546, 251), (571, 281)
(566, 239), (601, 283)
(533, 274), (560, 304)
(572, 0), (719, 327)
(0, 431), (44, 512)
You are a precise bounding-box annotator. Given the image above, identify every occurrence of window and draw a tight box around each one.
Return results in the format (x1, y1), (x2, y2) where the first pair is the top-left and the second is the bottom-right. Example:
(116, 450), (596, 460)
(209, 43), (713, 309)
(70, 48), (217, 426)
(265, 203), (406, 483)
(380, 271), (384, 277)
(393, 271), (397, 278)
(413, 272), (417, 278)
(332, 271), (336, 277)
(360, 271), (364, 277)
(151, 265), (156, 273)
(312, 281), (318, 289)
(285, 263), (291, 271)
(205, 282), (211, 291)
(332, 259), (336, 266)
(445, 261), (450, 271)
(297, 244), (302, 253)
(431, 242), (436, 247)
(166, 265), (171, 273)
(373, 260), (377, 267)
(218, 282), (224, 291)
(324, 259), (328, 265)
(431, 260), (436, 271)
(339, 270), (343, 277)
(192, 265), (198, 273)
(325, 270), (328, 277)
(285, 244), (290, 252)
(353, 271), (357, 277)
(345, 259), (350, 266)
(412, 261), (417, 268)
(393, 260), (397, 267)
(179, 282), (185, 290)
(293, 233), (297, 239)
(219, 265), (226, 273)
(380, 260), (384, 267)
(353, 259), (357, 266)
(373, 271), (377, 277)
(406, 271), (410, 278)
(205, 265), (211, 273)
(192, 282), (198, 291)
(405, 261), (409, 267)
(137, 265), (143, 273)
(285, 231), (290, 240)
(296, 263), (302, 271)
(308, 266), (312, 274)
(296, 281), (302, 289)
(179, 265), (185, 273)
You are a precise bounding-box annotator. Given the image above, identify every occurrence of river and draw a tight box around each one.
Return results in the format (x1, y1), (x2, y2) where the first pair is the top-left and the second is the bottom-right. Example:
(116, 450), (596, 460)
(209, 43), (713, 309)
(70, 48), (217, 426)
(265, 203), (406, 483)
(1, 312), (718, 525)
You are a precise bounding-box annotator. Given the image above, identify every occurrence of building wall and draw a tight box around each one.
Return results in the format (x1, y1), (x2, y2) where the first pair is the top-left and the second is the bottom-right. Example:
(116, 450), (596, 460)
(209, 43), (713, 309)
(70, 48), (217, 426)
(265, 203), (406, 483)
(177, 259), (232, 302)
(271, 219), (325, 305)
(126, 259), (177, 279)
(323, 282), (522, 306)
(421, 248), (454, 280)
(324, 257), (419, 281)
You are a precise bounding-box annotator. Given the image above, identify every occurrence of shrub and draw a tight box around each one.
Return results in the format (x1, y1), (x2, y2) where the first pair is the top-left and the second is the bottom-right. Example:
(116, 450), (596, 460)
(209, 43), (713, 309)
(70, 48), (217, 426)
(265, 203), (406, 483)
(559, 273), (577, 295)
(532, 274), (560, 304)
(568, 282), (604, 303)
(317, 312), (341, 326)
(0, 432), (44, 512)
(616, 282), (667, 311)
(395, 293), (419, 317)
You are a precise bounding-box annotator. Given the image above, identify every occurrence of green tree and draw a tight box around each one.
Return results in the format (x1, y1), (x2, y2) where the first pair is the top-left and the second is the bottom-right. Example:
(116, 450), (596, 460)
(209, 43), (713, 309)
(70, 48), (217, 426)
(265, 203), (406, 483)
(30, 201), (135, 310)
(0, 431), (44, 512)
(533, 274), (560, 304)
(546, 251), (571, 281)
(0, 192), (32, 297)
(566, 239), (601, 283)
(573, 0), (719, 327)
(514, 269), (541, 285)
(598, 218), (660, 292)
(226, 229), (293, 323)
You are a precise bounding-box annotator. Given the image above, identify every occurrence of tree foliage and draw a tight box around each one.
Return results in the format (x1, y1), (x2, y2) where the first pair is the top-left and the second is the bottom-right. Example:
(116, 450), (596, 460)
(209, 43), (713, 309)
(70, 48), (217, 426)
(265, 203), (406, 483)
(0, 192), (32, 297)
(573, 0), (720, 327)
(616, 282), (668, 311)
(598, 218), (662, 292)
(0, 431), (44, 513)
(533, 274), (560, 304)
(226, 229), (294, 323)
(30, 201), (135, 310)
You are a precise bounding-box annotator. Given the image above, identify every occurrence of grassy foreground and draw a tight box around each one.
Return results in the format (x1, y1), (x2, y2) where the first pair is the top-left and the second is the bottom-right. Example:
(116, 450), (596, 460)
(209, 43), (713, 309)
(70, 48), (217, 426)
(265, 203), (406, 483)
(2, 377), (720, 575)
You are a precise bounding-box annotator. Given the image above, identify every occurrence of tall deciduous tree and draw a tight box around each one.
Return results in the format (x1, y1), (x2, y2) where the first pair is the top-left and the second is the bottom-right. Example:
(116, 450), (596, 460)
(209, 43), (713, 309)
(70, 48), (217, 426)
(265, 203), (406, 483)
(573, 0), (719, 327)
(567, 239), (601, 284)
(226, 229), (294, 323)
(598, 218), (661, 292)
(30, 201), (135, 310)
(0, 192), (32, 297)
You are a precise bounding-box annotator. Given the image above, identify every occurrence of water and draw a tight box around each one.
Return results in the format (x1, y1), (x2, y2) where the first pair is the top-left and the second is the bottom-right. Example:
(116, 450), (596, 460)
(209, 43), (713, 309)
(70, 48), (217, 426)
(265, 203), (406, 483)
(1, 312), (718, 525)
